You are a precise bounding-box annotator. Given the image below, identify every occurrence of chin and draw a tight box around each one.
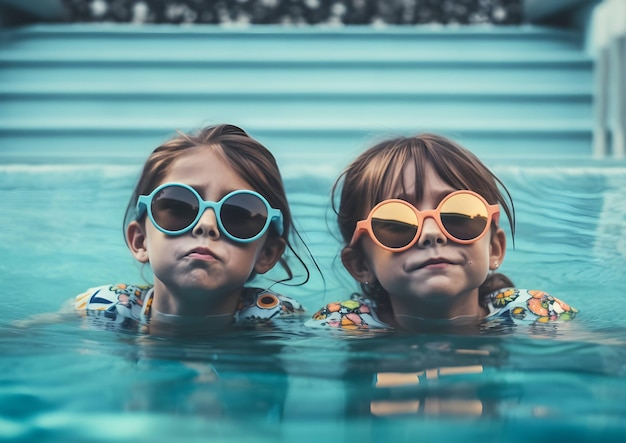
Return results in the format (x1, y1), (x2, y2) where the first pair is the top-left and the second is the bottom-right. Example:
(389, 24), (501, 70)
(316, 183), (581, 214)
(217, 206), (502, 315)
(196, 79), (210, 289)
(174, 279), (221, 294)
(413, 289), (459, 302)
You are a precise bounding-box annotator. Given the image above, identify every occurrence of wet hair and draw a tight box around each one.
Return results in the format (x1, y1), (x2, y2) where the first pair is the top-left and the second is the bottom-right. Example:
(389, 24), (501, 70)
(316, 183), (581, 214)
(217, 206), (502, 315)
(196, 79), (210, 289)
(332, 133), (516, 308)
(123, 123), (312, 285)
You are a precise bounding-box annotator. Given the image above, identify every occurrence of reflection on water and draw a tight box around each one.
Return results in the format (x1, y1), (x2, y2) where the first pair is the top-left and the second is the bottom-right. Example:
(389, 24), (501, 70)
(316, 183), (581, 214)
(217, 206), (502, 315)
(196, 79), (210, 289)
(1, 163), (626, 441)
(2, 318), (625, 442)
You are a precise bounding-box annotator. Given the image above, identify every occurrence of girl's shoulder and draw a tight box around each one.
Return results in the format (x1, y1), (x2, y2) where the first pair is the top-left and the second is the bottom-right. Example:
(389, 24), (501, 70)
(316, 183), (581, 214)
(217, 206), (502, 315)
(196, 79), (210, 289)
(74, 284), (303, 326)
(74, 283), (154, 324)
(305, 288), (579, 331)
(235, 287), (305, 323)
(484, 288), (579, 322)
(305, 296), (390, 330)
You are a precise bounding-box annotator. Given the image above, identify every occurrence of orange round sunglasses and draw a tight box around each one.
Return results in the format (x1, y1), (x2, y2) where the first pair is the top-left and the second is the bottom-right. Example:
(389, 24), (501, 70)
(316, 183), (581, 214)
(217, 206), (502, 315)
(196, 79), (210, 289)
(349, 190), (501, 252)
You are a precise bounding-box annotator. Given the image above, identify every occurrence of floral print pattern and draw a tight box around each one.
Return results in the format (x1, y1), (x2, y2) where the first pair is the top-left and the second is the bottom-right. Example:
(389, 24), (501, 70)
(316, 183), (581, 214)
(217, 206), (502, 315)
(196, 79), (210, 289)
(486, 288), (578, 323)
(308, 298), (388, 330)
(75, 283), (304, 328)
(307, 288), (578, 330)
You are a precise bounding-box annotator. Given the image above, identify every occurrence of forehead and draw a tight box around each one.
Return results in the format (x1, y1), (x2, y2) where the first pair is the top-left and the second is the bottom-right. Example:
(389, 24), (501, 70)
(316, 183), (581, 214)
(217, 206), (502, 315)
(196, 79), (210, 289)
(161, 146), (252, 191)
(390, 161), (455, 201)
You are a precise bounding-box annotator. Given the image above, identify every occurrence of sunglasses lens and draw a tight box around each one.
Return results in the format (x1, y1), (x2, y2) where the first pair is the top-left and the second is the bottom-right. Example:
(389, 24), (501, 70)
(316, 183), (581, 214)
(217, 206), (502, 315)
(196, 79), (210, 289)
(151, 186), (199, 232)
(221, 193), (269, 240)
(440, 193), (489, 241)
(370, 202), (418, 249)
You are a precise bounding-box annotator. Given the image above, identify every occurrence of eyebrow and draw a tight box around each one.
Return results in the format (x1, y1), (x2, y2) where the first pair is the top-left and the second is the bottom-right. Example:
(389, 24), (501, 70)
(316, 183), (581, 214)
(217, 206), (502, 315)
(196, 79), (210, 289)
(395, 190), (455, 205)
(394, 193), (413, 203)
(186, 184), (240, 201)
(185, 184), (207, 198)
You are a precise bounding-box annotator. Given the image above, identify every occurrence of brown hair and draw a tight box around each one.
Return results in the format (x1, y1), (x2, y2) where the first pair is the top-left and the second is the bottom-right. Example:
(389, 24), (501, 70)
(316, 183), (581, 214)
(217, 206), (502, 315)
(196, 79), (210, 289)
(124, 123), (312, 285)
(332, 133), (515, 306)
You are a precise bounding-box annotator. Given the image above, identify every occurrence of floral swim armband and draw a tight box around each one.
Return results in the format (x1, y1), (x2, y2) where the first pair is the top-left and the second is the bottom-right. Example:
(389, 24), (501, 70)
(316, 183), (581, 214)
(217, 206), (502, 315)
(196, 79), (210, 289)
(484, 288), (578, 322)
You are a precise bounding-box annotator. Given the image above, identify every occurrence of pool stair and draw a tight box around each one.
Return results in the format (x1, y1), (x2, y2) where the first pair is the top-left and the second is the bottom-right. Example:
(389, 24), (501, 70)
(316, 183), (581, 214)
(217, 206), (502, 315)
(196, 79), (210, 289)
(0, 24), (593, 171)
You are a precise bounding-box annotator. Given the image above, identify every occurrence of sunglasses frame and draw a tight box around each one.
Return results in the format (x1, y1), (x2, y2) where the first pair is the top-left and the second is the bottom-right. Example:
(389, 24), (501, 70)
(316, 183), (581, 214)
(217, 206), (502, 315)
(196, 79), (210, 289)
(136, 182), (283, 242)
(349, 190), (500, 252)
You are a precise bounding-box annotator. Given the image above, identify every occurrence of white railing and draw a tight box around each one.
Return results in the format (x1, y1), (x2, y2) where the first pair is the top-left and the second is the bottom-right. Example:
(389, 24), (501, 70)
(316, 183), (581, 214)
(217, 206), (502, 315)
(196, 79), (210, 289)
(591, 0), (626, 158)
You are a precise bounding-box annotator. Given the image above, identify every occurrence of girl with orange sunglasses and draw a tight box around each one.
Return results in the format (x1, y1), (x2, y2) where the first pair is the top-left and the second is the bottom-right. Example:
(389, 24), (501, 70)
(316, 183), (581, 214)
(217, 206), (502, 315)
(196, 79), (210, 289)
(307, 134), (578, 331)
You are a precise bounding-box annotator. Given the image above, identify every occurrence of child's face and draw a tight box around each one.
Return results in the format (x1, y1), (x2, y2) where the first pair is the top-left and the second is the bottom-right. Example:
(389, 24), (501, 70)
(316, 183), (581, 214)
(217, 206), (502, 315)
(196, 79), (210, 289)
(128, 147), (284, 316)
(351, 161), (504, 319)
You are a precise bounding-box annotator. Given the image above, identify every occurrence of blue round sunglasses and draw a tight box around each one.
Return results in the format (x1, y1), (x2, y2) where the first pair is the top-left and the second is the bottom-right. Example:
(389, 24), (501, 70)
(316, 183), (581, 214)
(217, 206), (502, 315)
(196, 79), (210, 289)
(136, 182), (284, 242)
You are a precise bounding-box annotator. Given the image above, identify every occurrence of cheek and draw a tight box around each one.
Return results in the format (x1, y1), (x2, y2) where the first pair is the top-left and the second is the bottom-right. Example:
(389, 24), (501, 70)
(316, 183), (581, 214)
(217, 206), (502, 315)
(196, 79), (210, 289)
(361, 239), (387, 264)
(231, 239), (266, 264)
(465, 242), (492, 273)
(143, 228), (161, 250)
(143, 227), (176, 257)
(362, 241), (398, 275)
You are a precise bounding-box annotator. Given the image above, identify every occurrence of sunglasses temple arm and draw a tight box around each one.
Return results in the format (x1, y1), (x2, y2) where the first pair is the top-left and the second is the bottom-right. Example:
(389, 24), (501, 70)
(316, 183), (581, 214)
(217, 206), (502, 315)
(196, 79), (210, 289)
(135, 197), (148, 218)
(348, 222), (368, 247)
(270, 209), (285, 236)
(491, 206), (501, 226)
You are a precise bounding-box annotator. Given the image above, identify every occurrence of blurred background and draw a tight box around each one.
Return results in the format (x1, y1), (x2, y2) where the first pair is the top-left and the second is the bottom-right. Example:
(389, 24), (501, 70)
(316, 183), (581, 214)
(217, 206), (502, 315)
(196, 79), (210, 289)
(1, 0), (623, 171)
(0, 0), (624, 308)
(1, 7), (626, 442)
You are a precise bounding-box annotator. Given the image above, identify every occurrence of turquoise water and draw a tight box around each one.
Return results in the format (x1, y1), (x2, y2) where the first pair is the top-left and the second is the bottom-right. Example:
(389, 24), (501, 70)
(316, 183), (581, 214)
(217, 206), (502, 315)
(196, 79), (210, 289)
(1, 160), (626, 442)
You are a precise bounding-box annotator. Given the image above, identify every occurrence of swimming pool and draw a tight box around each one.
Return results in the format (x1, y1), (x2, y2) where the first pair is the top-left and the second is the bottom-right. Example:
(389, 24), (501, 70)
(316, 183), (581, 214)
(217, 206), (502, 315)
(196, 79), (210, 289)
(1, 157), (625, 442)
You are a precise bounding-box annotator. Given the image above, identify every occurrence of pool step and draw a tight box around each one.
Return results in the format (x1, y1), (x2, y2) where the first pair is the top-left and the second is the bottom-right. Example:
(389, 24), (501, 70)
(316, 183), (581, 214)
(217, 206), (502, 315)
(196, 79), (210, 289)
(0, 24), (593, 169)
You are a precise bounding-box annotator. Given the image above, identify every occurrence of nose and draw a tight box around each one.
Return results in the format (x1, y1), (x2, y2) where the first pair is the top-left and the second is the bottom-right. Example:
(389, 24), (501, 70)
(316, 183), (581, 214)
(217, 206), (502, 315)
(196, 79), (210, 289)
(192, 208), (220, 239)
(416, 215), (447, 248)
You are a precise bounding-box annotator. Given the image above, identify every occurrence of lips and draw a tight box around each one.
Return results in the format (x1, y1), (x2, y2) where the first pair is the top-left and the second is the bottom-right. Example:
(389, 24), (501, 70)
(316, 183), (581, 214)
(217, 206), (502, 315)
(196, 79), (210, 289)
(184, 246), (218, 261)
(409, 257), (455, 271)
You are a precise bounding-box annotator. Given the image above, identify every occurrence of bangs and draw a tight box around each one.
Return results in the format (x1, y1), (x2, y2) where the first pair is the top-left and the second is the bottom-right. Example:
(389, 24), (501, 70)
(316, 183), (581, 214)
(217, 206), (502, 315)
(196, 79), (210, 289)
(363, 141), (429, 208)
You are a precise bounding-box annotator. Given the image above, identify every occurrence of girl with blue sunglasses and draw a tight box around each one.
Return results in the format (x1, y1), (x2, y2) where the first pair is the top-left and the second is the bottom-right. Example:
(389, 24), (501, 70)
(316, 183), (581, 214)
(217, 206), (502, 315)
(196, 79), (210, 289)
(75, 124), (313, 333)
(307, 133), (578, 331)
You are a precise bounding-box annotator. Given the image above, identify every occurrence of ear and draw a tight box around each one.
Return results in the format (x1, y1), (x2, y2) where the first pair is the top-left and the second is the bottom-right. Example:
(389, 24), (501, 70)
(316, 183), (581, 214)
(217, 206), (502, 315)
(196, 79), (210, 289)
(254, 236), (286, 274)
(489, 227), (506, 271)
(341, 246), (375, 283)
(127, 220), (150, 264)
